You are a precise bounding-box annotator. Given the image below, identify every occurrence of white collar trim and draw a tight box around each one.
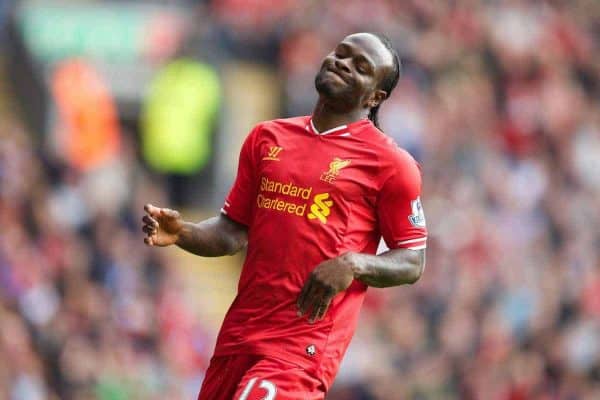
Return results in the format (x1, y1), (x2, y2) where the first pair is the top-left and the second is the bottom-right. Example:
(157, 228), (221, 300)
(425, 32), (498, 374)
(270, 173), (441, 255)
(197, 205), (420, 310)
(310, 119), (349, 136)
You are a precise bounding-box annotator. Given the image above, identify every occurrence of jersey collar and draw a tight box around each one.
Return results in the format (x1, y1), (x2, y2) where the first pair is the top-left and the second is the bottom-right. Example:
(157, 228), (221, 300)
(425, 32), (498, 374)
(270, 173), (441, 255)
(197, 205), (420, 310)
(306, 117), (372, 137)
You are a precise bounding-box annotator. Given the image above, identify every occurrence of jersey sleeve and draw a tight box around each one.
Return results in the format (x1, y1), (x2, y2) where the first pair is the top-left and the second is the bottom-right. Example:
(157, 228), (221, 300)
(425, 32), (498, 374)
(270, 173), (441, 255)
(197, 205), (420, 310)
(377, 153), (427, 250)
(221, 124), (261, 226)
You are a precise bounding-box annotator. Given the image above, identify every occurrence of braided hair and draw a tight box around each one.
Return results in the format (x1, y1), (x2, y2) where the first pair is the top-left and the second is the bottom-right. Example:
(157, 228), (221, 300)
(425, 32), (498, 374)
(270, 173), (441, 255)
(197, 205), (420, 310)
(367, 33), (401, 129)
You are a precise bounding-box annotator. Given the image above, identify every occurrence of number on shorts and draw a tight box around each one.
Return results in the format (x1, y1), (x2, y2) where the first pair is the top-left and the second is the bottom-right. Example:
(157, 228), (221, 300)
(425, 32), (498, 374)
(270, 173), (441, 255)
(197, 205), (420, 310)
(239, 377), (277, 400)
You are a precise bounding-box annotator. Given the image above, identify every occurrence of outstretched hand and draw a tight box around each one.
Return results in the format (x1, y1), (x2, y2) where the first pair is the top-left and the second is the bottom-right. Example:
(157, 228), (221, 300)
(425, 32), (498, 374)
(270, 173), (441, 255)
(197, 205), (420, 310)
(142, 204), (184, 247)
(296, 253), (356, 323)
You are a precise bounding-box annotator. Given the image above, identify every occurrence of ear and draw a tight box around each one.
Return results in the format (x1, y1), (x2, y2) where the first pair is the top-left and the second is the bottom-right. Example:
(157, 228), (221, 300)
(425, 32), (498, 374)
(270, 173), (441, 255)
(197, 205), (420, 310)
(365, 89), (388, 108)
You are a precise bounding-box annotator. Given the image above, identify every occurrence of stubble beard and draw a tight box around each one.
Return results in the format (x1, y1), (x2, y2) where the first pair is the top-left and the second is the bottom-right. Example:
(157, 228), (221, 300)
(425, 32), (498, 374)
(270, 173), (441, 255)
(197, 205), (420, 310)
(314, 72), (355, 111)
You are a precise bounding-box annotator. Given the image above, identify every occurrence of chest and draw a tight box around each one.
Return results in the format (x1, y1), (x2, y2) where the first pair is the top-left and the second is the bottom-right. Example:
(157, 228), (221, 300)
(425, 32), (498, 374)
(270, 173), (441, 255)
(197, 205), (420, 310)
(255, 132), (380, 200)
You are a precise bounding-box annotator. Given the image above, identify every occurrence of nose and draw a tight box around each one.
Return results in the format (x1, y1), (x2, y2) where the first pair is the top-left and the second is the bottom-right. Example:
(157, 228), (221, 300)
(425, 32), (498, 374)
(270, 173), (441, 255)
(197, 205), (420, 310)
(334, 58), (351, 74)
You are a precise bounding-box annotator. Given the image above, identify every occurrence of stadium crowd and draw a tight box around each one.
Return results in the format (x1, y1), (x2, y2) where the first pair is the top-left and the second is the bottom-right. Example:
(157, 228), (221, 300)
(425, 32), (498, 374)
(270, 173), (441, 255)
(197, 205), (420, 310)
(2, 0), (600, 399)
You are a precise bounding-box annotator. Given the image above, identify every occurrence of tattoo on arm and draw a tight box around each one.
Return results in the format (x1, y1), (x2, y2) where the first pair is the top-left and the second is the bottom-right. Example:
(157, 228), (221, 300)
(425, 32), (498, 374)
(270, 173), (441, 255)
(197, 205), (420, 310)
(350, 248), (425, 288)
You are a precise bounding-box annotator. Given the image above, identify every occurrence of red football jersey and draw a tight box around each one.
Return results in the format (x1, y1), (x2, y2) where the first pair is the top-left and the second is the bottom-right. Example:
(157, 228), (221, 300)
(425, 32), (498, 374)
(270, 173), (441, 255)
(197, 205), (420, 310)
(218, 116), (427, 389)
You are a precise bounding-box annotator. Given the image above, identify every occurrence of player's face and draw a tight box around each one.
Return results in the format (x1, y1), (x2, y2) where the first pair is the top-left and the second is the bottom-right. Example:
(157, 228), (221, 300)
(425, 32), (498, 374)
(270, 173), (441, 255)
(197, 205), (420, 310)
(315, 33), (394, 109)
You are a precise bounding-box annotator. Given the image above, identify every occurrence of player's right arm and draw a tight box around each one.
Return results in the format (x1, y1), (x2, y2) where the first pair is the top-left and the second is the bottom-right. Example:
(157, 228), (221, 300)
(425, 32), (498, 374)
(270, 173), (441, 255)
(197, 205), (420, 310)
(142, 204), (248, 256)
(143, 123), (261, 257)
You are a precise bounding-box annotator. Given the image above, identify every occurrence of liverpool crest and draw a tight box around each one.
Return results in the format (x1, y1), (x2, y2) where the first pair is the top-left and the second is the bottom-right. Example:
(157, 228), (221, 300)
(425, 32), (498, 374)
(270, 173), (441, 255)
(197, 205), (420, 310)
(320, 158), (351, 183)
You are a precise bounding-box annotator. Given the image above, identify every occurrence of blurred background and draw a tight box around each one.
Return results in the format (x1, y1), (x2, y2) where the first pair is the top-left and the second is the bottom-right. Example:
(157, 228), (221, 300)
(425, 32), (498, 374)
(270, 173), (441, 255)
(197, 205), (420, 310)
(1, 0), (600, 399)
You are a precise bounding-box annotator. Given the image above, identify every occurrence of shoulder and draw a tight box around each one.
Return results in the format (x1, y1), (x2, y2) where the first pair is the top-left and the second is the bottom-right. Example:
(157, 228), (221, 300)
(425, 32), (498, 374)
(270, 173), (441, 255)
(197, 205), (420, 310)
(242, 116), (309, 154)
(367, 130), (422, 187)
(246, 116), (309, 139)
(257, 116), (310, 131)
(363, 127), (420, 169)
(388, 144), (421, 173)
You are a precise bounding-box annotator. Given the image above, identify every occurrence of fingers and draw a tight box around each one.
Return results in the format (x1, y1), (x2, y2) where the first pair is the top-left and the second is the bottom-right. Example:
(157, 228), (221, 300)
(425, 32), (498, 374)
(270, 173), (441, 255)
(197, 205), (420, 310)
(145, 203), (180, 219)
(311, 291), (333, 323)
(142, 224), (156, 246)
(142, 211), (159, 247)
(142, 204), (180, 248)
(142, 215), (158, 227)
(160, 208), (180, 219)
(297, 277), (333, 323)
(144, 203), (160, 217)
(297, 278), (313, 317)
(142, 215), (158, 235)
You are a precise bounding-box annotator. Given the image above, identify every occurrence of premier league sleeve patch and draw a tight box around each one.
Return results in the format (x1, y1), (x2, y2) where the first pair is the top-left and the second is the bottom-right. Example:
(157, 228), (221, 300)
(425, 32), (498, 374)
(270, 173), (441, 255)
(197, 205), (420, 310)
(408, 196), (426, 227)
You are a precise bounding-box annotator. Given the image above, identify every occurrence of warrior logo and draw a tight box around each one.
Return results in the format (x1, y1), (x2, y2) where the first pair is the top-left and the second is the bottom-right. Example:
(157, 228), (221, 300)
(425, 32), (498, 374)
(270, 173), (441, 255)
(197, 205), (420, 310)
(263, 146), (283, 161)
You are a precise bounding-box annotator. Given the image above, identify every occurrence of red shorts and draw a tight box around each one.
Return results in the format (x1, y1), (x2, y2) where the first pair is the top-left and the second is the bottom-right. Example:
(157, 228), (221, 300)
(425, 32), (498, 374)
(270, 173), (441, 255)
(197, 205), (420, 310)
(197, 354), (326, 400)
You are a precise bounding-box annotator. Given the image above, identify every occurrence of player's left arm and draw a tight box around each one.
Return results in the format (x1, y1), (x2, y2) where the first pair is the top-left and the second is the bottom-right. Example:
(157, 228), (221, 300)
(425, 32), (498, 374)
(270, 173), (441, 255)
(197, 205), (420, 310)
(346, 247), (425, 287)
(298, 151), (427, 322)
(296, 249), (425, 322)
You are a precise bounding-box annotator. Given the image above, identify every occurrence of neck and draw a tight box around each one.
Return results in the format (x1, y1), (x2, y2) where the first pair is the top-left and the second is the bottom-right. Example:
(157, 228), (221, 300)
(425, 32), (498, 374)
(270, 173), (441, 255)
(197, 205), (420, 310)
(311, 97), (369, 133)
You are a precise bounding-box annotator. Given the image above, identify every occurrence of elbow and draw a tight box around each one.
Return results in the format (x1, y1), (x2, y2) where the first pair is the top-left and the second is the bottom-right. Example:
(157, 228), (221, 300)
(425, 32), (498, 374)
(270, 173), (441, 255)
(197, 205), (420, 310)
(221, 217), (248, 256)
(223, 243), (241, 256)
(224, 237), (247, 256)
(224, 246), (237, 256)
(405, 263), (424, 285)
(404, 249), (426, 285)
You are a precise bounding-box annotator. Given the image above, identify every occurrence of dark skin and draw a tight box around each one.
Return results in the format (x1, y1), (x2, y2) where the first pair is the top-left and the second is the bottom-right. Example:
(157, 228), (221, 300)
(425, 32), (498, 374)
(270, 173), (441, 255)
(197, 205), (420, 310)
(312, 33), (391, 131)
(142, 33), (425, 324)
(142, 205), (247, 256)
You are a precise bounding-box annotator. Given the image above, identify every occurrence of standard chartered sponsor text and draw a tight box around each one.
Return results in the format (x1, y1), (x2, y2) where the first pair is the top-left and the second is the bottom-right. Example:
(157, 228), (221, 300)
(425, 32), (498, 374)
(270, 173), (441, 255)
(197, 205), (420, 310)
(260, 176), (312, 199)
(257, 176), (310, 216)
(256, 194), (306, 216)
(257, 176), (313, 216)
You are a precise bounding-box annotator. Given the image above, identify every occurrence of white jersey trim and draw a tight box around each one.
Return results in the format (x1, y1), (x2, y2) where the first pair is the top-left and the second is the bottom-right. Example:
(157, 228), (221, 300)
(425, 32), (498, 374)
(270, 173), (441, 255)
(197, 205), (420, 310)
(397, 237), (427, 245)
(309, 119), (349, 136)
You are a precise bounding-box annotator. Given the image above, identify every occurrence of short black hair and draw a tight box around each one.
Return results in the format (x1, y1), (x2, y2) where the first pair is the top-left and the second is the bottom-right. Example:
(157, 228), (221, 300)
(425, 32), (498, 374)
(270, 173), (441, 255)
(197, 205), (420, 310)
(366, 33), (401, 129)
